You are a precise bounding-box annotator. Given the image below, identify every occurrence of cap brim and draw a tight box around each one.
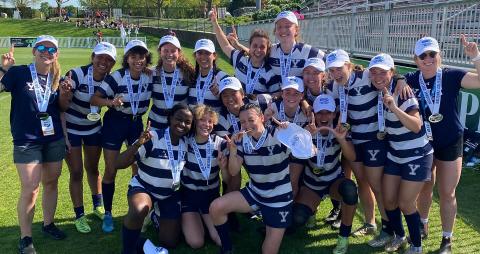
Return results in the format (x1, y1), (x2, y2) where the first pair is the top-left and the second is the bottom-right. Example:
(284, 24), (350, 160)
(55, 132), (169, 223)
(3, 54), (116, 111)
(314, 107), (335, 113)
(415, 46), (440, 56)
(304, 64), (325, 72)
(368, 63), (392, 70)
(326, 60), (347, 69)
(94, 50), (116, 61)
(194, 46), (215, 53)
(34, 39), (58, 48)
(282, 85), (303, 92)
(219, 85), (242, 94)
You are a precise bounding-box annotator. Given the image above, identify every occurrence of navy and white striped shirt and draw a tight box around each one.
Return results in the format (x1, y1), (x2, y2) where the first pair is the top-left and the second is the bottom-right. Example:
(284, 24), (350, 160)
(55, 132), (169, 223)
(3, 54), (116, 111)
(303, 133), (345, 195)
(269, 99), (309, 128)
(330, 70), (378, 144)
(131, 128), (188, 200)
(385, 93), (433, 164)
(149, 67), (191, 129)
(182, 134), (226, 191)
(98, 68), (152, 117)
(268, 43), (324, 86)
(65, 65), (102, 135)
(187, 69), (228, 111)
(237, 126), (292, 208)
(230, 49), (279, 94)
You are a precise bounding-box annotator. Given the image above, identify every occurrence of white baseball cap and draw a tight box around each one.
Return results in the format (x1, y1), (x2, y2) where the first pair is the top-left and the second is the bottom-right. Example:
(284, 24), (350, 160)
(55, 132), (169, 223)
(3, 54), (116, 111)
(313, 94), (336, 113)
(368, 53), (394, 70)
(34, 35), (58, 48)
(303, 58), (326, 72)
(158, 35), (181, 49)
(194, 39), (215, 53)
(274, 11), (298, 25)
(281, 76), (304, 93)
(93, 42), (117, 61)
(219, 77), (243, 94)
(326, 49), (350, 69)
(415, 37), (440, 56)
(124, 40), (148, 55)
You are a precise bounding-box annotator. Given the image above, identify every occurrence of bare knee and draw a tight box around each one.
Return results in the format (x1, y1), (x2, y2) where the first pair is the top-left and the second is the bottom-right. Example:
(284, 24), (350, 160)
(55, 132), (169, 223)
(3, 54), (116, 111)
(398, 199), (416, 214)
(209, 198), (226, 218)
(21, 183), (40, 200)
(438, 187), (456, 203)
(186, 236), (204, 249)
(69, 168), (83, 183)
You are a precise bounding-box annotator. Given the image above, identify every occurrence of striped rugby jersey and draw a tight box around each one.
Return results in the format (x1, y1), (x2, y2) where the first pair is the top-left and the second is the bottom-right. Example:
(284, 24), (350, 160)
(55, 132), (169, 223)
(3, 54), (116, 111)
(187, 69), (228, 111)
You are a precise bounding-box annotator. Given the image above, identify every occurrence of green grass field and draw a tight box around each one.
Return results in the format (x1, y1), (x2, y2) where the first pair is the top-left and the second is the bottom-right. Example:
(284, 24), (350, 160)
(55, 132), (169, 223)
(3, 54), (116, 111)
(1, 19), (480, 254)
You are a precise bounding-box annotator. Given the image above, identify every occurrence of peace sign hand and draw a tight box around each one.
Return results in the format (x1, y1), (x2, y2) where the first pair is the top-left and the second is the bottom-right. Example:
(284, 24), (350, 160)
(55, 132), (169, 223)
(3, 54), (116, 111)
(382, 87), (396, 110)
(306, 112), (321, 135)
(217, 145), (228, 171)
(209, 8), (218, 23)
(461, 34), (480, 59)
(1, 45), (15, 69)
(264, 102), (276, 122)
(60, 71), (73, 94)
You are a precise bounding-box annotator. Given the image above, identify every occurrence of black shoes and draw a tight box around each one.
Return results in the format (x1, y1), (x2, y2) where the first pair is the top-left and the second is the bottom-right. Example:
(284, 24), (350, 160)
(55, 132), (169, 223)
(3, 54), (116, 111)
(42, 222), (66, 240)
(439, 237), (452, 254)
(19, 237), (36, 254)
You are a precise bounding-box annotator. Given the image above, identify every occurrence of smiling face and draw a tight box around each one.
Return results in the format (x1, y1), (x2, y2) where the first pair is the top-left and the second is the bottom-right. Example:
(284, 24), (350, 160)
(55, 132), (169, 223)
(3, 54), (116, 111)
(159, 43), (180, 66)
(127, 53), (147, 73)
(169, 109), (193, 138)
(33, 41), (58, 66)
(249, 36), (269, 63)
(274, 19), (298, 44)
(239, 108), (264, 134)
(220, 89), (244, 113)
(281, 88), (303, 108)
(370, 67), (394, 90)
(195, 50), (215, 71)
(303, 66), (324, 94)
(328, 64), (352, 85)
(92, 54), (115, 77)
(195, 112), (216, 138)
(315, 110), (336, 127)
(414, 50), (441, 78)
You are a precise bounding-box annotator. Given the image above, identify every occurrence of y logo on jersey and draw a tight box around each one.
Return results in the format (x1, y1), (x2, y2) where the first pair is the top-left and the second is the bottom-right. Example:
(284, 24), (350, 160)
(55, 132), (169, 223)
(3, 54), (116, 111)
(368, 150), (380, 161)
(353, 86), (363, 96)
(408, 164), (420, 176)
(279, 211), (289, 223)
(267, 146), (275, 156)
(26, 82), (35, 91)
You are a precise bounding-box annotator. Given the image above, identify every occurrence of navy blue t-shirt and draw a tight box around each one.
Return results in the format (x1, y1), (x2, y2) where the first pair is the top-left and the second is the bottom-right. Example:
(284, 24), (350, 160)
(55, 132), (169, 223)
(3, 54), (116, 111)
(1, 65), (63, 145)
(405, 68), (466, 149)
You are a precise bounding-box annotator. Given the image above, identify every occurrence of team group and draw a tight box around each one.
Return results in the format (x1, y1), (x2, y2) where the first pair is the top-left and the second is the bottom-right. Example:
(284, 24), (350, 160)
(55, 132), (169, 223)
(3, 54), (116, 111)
(1, 8), (480, 254)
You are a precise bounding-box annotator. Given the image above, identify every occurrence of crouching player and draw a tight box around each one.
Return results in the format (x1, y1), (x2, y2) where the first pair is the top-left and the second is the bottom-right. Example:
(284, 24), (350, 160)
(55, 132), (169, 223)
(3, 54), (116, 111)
(292, 94), (358, 254)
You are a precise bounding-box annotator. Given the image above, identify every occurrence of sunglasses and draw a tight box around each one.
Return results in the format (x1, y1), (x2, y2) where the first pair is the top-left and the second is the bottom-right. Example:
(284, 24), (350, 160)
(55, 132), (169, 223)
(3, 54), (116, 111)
(418, 51), (437, 60)
(35, 45), (57, 55)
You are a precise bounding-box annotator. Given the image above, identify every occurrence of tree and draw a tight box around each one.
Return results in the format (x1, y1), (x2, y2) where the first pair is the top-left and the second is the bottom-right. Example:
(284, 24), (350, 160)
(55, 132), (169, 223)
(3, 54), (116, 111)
(39, 1), (50, 17)
(55, 0), (69, 17)
(9, 0), (39, 8)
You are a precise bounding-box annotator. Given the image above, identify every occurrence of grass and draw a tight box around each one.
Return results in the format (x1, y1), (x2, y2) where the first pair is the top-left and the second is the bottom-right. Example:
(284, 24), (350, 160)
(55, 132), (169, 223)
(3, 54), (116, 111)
(0, 19), (480, 254)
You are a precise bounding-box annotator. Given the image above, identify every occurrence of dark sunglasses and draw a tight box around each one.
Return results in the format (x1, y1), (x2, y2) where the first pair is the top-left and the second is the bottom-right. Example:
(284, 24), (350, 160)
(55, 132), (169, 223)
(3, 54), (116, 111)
(418, 51), (437, 60)
(35, 45), (57, 55)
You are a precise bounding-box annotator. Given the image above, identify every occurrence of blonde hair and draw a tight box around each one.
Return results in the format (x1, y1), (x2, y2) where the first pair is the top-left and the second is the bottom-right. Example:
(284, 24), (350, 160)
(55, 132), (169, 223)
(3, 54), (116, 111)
(193, 104), (219, 125)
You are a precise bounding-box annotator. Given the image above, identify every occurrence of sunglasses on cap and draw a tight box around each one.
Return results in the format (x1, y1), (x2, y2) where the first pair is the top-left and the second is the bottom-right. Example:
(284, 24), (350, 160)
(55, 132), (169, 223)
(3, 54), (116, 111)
(418, 51), (437, 60)
(35, 45), (57, 55)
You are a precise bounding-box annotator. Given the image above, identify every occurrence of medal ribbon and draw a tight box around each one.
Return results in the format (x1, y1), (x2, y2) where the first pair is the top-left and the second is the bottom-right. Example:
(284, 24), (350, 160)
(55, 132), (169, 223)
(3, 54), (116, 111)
(190, 136), (213, 181)
(377, 80), (394, 132)
(161, 68), (180, 109)
(125, 70), (146, 116)
(246, 61), (263, 94)
(242, 128), (268, 154)
(279, 101), (300, 125)
(279, 44), (294, 84)
(164, 128), (186, 185)
(338, 73), (355, 124)
(316, 132), (331, 168)
(29, 63), (52, 113)
(196, 69), (214, 104)
(419, 68), (442, 116)
(87, 66), (99, 114)
(227, 113), (240, 134)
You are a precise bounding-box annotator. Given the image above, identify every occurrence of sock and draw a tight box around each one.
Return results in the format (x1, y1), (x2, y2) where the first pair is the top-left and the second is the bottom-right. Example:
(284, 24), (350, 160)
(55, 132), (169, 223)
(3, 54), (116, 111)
(339, 223), (352, 238)
(215, 222), (232, 253)
(122, 226), (141, 254)
(92, 194), (103, 208)
(331, 199), (341, 210)
(102, 182), (115, 213)
(404, 212), (421, 247)
(385, 207), (405, 237)
(442, 231), (453, 238)
(381, 218), (394, 236)
(74, 206), (85, 219)
(420, 217), (429, 225)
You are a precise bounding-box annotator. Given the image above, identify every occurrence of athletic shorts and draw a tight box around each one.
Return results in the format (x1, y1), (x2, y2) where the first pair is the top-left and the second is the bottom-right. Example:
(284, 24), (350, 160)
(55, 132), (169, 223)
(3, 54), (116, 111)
(302, 170), (344, 200)
(13, 137), (66, 164)
(181, 187), (220, 214)
(128, 182), (181, 220)
(67, 131), (102, 147)
(433, 135), (463, 162)
(240, 188), (292, 228)
(354, 140), (387, 167)
(101, 112), (143, 151)
(384, 154), (433, 182)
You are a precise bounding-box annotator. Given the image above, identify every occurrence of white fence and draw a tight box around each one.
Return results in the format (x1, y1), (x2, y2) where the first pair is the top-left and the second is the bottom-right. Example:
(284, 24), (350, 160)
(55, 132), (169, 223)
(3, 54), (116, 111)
(0, 37), (147, 48)
(236, 0), (480, 68)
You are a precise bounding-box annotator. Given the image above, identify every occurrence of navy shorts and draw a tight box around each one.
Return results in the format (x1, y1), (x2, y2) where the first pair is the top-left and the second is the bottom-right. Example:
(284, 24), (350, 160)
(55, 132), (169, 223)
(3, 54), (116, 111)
(433, 135), (463, 162)
(240, 188), (292, 228)
(354, 140), (387, 167)
(127, 183), (181, 220)
(101, 112), (143, 150)
(181, 187), (220, 214)
(302, 170), (344, 200)
(13, 138), (66, 164)
(67, 131), (102, 147)
(384, 154), (433, 182)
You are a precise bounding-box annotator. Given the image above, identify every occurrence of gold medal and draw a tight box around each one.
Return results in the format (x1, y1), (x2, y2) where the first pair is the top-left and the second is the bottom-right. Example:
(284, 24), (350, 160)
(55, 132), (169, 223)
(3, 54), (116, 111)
(36, 112), (49, 120)
(171, 181), (180, 191)
(341, 122), (350, 131)
(377, 131), (386, 140)
(428, 113), (443, 123)
(87, 113), (101, 121)
(313, 167), (324, 175)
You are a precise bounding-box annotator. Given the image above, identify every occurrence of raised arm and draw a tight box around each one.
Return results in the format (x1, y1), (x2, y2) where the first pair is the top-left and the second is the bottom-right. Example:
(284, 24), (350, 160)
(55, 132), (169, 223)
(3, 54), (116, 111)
(383, 88), (422, 133)
(459, 34), (480, 89)
(225, 134), (244, 176)
(0, 45), (15, 90)
(116, 121), (152, 169)
(209, 8), (235, 58)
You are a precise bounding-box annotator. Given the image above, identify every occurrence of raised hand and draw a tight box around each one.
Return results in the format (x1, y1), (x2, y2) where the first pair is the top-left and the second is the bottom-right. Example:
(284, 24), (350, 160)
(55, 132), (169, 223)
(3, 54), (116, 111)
(305, 112), (321, 135)
(60, 71), (73, 94)
(210, 77), (219, 96)
(209, 8), (217, 23)
(138, 121), (152, 145)
(263, 102), (276, 121)
(461, 34), (480, 59)
(217, 145), (228, 170)
(1, 45), (15, 69)
(111, 94), (124, 107)
(394, 78), (413, 100)
(271, 117), (289, 129)
(382, 87), (396, 110)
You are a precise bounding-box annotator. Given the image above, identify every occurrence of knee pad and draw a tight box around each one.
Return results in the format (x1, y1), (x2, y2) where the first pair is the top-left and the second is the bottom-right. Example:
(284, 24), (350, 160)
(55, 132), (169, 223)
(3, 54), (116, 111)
(338, 179), (358, 206)
(292, 203), (314, 227)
